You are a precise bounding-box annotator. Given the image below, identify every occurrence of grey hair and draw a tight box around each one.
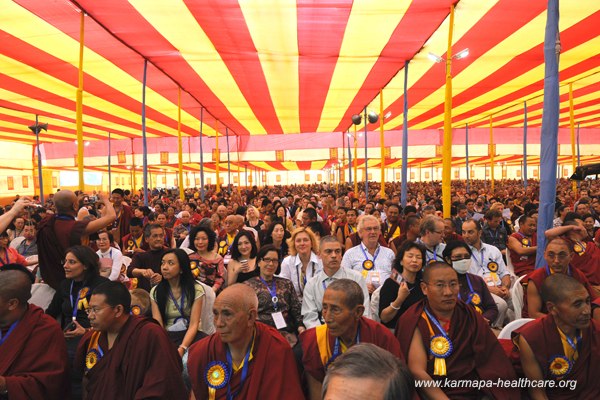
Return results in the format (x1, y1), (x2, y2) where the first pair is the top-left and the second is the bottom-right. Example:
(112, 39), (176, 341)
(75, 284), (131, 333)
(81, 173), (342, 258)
(322, 343), (414, 400)
(420, 216), (443, 237)
(357, 215), (379, 232)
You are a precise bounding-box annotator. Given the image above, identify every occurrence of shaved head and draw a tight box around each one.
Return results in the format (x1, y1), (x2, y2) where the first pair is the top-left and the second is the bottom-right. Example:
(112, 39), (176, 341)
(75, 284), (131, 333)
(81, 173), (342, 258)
(541, 274), (585, 305)
(0, 269), (32, 305)
(216, 284), (258, 312)
(422, 261), (457, 283)
(54, 190), (77, 214)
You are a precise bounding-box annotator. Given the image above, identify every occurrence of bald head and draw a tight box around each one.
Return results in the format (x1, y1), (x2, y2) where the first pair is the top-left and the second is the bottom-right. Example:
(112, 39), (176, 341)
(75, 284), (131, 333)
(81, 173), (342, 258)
(541, 273), (586, 305)
(54, 190), (77, 214)
(216, 284), (258, 312)
(422, 261), (457, 283)
(0, 269), (32, 306)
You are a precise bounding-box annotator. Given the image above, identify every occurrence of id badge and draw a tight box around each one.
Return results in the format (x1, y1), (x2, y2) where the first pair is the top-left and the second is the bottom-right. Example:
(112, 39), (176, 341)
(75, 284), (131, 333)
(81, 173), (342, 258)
(484, 276), (495, 287)
(370, 271), (380, 287)
(223, 254), (232, 265)
(271, 311), (287, 330)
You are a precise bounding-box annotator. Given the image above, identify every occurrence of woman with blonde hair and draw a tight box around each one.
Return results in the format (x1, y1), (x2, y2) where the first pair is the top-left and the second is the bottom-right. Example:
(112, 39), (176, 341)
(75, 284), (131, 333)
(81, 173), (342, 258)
(279, 227), (322, 300)
(245, 205), (263, 230)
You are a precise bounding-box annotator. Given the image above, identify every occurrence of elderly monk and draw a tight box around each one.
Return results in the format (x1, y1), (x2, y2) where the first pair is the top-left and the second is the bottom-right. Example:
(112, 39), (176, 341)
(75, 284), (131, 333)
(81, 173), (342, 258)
(37, 190), (115, 290)
(75, 281), (187, 399)
(515, 274), (600, 399)
(397, 262), (518, 399)
(300, 279), (401, 400)
(0, 265), (69, 400)
(525, 237), (597, 319)
(186, 284), (304, 400)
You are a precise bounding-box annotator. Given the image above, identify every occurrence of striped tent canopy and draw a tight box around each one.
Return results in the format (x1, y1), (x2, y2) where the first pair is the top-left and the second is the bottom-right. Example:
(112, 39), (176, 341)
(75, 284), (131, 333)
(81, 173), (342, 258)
(1, 0), (599, 170)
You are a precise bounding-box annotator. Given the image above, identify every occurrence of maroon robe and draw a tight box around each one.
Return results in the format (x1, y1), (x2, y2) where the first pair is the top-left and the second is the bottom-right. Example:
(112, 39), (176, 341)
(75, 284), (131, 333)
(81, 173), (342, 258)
(513, 314), (600, 399)
(114, 204), (134, 244)
(300, 316), (402, 382)
(397, 299), (519, 399)
(75, 316), (187, 400)
(565, 238), (600, 285)
(0, 305), (69, 400)
(509, 232), (537, 277)
(524, 266), (597, 317)
(187, 321), (304, 400)
(37, 214), (90, 290)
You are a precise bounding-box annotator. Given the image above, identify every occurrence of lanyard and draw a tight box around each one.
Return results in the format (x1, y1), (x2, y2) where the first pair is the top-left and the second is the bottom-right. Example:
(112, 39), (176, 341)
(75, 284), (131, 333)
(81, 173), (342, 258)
(471, 248), (485, 270)
(424, 307), (449, 338)
(225, 330), (254, 400)
(426, 246), (438, 263)
(70, 281), (85, 321)
(0, 321), (18, 346)
(558, 327), (581, 357)
(259, 277), (278, 311)
(457, 275), (475, 302)
(545, 265), (571, 277)
(360, 245), (380, 264)
(295, 255), (313, 290)
(101, 249), (113, 259)
(327, 325), (360, 368)
(167, 286), (186, 319)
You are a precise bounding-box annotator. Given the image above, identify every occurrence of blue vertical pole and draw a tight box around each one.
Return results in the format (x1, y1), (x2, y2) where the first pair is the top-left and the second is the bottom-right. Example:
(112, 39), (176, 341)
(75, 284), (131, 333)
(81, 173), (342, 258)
(226, 127), (231, 194)
(141, 59), (149, 206)
(401, 61), (409, 208)
(535, 0), (560, 269)
(465, 123), (469, 192)
(108, 131), (112, 193)
(523, 101), (528, 188)
(199, 108), (205, 201)
(364, 108), (368, 202)
(35, 115), (44, 205)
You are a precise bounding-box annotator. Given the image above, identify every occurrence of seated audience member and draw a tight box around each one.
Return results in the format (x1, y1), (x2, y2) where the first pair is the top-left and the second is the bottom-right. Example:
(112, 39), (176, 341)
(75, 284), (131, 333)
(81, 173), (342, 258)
(0, 231), (27, 268)
(151, 249), (205, 355)
(261, 219), (290, 265)
(508, 214), (538, 277)
(389, 215), (421, 255)
(95, 230), (125, 282)
(75, 281), (187, 399)
(185, 284), (305, 400)
(280, 227), (322, 301)
(244, 244), (304, 344)
(515, 274), (600, 399)
(121, 217), (147, 256)
(342, 215), (395, 294)
(379, 241), (426, 330)
(300, 279), (401, 400)
(226, 230), (259, 285)
(0, 265), (69, 399)
(336, 208), (358, 250)
(129, 288), (152, 318)
(397, 262), (518, 399)
(442, 241), (499, 325)
(526, 237), (597, 319)
(322, 343), (414, 400)
(443, 218), (463, 243)
(187, 225), (226, 293)
(416, 216), (446, 264)
(302, 236), (370, 328)
(10, 221), (38, 258)
(382, 204), (402, 243)
(481, 209), (509, 255)
(127, 224), (167, 291)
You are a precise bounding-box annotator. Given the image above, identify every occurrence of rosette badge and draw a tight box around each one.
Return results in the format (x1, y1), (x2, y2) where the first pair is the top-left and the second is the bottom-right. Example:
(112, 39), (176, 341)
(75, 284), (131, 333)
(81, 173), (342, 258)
(549, 355), (572, 378)
(362, 260), (374, 271)
(205, 361), (229, 389)
(430, 335), (452, 358)
(86, 349), (100, 371)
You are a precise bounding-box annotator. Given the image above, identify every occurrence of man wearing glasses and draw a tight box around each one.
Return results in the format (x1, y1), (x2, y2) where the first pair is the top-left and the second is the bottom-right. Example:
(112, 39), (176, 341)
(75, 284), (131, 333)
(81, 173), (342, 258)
(416, 216), (446, 264)
(75, 281), (187, 399)
(525, 237), (597, 319)
(341, 216), (394, 294)
(396, 262), (518, 399)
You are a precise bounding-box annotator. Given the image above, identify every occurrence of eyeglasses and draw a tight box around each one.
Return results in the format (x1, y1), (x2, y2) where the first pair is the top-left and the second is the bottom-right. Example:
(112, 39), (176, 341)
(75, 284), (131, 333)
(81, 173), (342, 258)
(262, 258), (279, 264)
(432, 231), (444, 235)
(450, 255), (470, 261)
(425, 281), (460, 291)
(546, 252), (570, 260)
(96, 238), (109, 242)
(362, 226), (380, 232)
(85, 306), (112, 315)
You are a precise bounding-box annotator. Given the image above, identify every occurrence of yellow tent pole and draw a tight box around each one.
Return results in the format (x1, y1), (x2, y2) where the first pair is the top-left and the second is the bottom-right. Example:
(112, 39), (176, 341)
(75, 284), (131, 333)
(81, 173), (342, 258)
(236, 136), (241, 193)
(569, 83), (577, 195)
(441, 4), (455, 218)
(379, 89), (385, 199)
(353, 125), (358, 196)
(489, 116), (494, 192)
(177, 88), (184, 200)
(76, 11), (85, 191)
(215, 121), (220, 193)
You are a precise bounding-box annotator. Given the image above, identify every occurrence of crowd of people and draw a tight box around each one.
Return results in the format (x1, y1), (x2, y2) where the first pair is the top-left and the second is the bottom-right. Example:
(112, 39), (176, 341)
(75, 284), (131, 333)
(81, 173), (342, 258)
(1, 176), (600, 399)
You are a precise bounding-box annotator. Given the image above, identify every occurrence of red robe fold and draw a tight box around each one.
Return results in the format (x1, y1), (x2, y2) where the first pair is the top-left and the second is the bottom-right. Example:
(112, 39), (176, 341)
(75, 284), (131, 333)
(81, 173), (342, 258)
(0, 304), (69, 400)
(509, 232), (537, 277)
(75, 316), (187, 400)
(300, 316), (402, 382)
(514, 314), (600, 399)
(565, 238), (600, 285)
(396, 299), (519, 399)
(187, 321), (304, 400)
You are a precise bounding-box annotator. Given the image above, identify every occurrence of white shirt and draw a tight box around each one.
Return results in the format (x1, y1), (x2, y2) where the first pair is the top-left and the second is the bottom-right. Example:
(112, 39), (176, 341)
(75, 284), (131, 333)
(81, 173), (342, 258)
(468, 242), (509, 287)
(341, 243), (394, 288)
(97, 247), (124, 281)
(301, 267), (370, 329)
(278, 252), (323, 300)
(416, 238), (446, 264)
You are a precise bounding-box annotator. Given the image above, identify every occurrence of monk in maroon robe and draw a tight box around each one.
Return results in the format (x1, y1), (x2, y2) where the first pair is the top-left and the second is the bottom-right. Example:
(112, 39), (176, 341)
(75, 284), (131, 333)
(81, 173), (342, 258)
(75, 281), (187, 400)
(397, 262), (518, 399)
(514, 274), (600, 399)
(187, 284), (304, 400)
(526, 237), (597, 318)
(0, 267), (69, 400)
(300, 279), (401, 400)
(507, 214), (538, 277)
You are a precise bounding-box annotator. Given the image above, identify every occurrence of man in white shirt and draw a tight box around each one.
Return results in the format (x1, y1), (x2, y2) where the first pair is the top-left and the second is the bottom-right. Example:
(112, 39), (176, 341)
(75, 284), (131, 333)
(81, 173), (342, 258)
(416, 216), (446, 264)
(462, 219), (513, 328)
(341, 216), (394, 293)
(302, 236), (369, 329)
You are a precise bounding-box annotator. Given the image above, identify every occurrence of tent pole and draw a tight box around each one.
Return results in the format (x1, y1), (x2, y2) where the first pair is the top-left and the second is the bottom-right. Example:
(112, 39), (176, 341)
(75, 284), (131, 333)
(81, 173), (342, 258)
(401, 61), (409, 208)
(177, 88), (184, 200)
(141, 59), (149, 206)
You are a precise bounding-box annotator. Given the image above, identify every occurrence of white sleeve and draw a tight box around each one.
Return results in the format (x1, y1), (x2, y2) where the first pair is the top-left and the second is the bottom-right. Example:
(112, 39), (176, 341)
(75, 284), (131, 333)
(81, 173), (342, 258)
(301, 280), (321, 329)
(109, 249), (123, 281)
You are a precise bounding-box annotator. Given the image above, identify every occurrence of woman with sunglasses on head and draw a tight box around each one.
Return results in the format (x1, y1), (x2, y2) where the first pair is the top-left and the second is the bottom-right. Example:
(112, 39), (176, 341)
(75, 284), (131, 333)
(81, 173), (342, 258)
(442, 240), (498, 325)
(244, 244), (305, 345)
(226, 230), (259, 285)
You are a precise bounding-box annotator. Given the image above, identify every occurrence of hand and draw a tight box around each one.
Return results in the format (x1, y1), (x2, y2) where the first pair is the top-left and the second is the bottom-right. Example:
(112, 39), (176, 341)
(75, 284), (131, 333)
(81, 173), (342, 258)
(96, 192), (109, 204)
(366, 283), (375, 294)
(177, 347), (186, 357)
(150, 273), (162, 284)
(397, 281), (410, 302)
(64, 320), (87, 338)
(297, 326), (306, 334)
(142, 269), (154, 279)
(11, 197), (33, 214)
